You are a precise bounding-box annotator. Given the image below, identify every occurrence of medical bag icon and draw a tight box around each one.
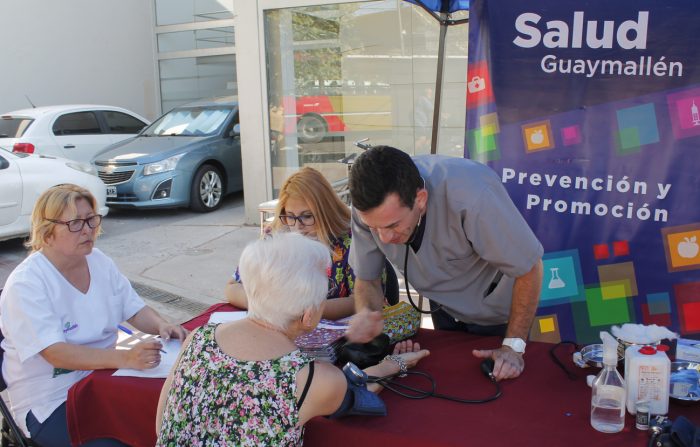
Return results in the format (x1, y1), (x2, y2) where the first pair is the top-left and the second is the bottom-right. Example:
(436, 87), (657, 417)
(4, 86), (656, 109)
(467, 76), (486, 93)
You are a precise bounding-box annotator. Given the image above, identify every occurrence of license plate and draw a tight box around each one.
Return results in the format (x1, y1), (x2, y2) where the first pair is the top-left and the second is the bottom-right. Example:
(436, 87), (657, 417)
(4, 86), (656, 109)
(106, 186), (117, 198)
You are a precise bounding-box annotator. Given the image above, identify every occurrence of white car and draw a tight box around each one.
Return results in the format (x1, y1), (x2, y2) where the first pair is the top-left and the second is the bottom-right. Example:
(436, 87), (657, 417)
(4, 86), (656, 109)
(0, 105), (149, 163)
(0, 147), (109, 242)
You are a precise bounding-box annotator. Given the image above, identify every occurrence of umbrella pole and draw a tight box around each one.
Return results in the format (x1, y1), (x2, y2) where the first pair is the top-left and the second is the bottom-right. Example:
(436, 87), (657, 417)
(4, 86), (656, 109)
(430, 18), (448, 155)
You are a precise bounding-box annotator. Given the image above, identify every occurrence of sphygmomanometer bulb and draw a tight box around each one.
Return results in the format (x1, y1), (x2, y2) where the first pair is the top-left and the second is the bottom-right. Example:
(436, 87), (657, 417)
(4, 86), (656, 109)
(480, 358), (496, 382)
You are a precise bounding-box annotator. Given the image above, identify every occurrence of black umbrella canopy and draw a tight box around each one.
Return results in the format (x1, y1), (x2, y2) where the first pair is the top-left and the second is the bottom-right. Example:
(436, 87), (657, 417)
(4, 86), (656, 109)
(405, 0), (470, 154)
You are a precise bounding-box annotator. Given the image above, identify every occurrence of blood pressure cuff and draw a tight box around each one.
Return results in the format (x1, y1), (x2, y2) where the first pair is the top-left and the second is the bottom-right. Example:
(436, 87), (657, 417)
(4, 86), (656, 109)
(328, 368), (387, 418)
(670, 416), (700, 447)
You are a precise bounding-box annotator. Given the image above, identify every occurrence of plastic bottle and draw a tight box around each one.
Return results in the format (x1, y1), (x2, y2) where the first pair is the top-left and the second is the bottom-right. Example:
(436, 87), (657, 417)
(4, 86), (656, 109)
(591, 331), (626, 433)
(625, 345), (670, 416)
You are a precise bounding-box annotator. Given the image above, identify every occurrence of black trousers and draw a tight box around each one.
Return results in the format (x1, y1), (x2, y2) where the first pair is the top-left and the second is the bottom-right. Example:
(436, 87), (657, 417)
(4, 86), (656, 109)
(429, 301), (508, 337)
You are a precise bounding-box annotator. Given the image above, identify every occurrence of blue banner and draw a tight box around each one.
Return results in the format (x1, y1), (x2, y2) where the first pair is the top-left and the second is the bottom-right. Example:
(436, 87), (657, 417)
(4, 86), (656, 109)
(466, 0), (700, 344)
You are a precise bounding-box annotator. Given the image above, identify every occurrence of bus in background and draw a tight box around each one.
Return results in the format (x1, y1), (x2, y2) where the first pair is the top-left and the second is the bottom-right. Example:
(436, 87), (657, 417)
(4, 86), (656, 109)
(283, 80), (392, 144)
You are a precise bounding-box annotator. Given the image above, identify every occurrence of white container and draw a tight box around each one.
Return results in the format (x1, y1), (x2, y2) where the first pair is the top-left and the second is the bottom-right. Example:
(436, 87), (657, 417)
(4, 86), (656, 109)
(591, 332), (626, 433)
(676, 338), (700, 362)
(624, 345), (670, 416)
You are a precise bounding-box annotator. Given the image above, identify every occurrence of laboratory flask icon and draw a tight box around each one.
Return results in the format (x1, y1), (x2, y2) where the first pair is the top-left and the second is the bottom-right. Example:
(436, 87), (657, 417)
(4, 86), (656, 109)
(548, 267), (566, 289)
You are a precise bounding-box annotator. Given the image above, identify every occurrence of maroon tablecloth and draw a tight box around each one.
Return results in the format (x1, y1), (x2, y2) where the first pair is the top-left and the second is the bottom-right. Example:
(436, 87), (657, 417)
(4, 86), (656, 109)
(67, 303), (700, 447)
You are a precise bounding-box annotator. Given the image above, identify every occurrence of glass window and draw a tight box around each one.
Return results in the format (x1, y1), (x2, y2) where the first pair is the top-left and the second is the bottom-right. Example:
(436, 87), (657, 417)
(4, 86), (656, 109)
(263, 1), (468, 191)
(159, 54), (237, 112)
(102, 111), (148, 134)
(158, 27), (235, 52)
(52, 112), (102, 136)
(144, 107), (232, 136)
(155, 0), (233, 26)
(0, 117), (33, 138)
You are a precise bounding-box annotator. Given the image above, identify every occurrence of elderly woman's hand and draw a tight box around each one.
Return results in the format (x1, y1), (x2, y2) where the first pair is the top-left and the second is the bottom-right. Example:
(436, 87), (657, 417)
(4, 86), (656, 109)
(126, 341), (163, 370)
(158, 323), (189, 341)
(392, 339), (430, 369)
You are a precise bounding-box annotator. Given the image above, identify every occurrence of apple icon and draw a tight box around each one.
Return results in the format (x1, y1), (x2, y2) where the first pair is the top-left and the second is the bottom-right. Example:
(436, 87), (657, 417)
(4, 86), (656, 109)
(678, 236), (699, 259)
(530, 129), (545, 145)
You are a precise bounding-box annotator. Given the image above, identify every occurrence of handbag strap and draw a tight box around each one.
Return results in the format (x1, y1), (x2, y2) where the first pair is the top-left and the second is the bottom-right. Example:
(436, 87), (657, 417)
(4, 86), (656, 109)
(297, 360), (315, 410)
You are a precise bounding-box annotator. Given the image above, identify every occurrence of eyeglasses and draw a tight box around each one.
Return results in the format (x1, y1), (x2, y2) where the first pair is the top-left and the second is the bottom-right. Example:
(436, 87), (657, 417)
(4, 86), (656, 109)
(47, 215), (103, 232)
(279, 213), (315, 227)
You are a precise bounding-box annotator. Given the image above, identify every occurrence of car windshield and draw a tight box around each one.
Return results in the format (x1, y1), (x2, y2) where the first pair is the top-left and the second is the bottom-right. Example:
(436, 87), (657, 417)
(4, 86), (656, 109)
(0, 117), (33, 138)
(143, 107), (232, 137)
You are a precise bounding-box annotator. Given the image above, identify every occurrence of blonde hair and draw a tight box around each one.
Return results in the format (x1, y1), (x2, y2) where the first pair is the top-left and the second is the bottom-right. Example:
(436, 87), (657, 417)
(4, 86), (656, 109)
(271, 167), (350, 247)
(240, 232), (330, 329)
(26, 184), (101, 252)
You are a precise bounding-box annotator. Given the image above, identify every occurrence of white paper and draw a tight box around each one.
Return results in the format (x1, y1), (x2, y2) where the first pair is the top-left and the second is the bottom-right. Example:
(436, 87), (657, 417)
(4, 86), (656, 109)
(208, 311), (247, 324)
(112, 338), (182, 379)
(316, 322), (349, 330)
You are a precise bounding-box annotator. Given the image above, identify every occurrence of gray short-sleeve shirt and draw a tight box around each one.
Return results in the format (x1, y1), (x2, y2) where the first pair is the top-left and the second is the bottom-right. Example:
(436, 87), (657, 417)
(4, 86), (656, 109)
(349, 155), (543, 325)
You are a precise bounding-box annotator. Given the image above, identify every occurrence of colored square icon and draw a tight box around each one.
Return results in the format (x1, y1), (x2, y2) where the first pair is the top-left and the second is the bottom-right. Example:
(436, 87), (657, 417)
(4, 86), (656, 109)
(667, 87), (700, 140)
(561, 125), (582, 146)
(613, 240), (630, 257)
(539, 317), (555, 333)
(593, 243), (610, 260)
(529, 314), (561, 344)
(466, 60), (494, 108)
(647, 292), (671, 315)
(522, 120), (554, 152)
(541, 256), (580, 303)
(662, 224), (700, 272)
(597, 262), (638, 298)
(479, 113), (500, 135)
(616, 103), (659, 153)
(674, 281), (700, 335)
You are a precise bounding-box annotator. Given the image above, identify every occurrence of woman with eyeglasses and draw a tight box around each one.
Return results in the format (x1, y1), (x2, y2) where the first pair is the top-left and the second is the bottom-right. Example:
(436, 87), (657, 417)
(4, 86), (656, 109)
(0, 184), (187, 447)
(225, 167), (395, 320)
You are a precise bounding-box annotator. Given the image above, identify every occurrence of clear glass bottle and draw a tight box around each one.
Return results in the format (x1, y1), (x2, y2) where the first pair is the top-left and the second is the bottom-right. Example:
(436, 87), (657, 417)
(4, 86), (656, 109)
(591, 331), (626, 433)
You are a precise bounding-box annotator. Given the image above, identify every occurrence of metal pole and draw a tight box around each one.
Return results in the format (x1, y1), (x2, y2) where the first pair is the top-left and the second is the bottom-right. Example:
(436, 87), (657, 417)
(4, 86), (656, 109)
(430, 18), (448, 155)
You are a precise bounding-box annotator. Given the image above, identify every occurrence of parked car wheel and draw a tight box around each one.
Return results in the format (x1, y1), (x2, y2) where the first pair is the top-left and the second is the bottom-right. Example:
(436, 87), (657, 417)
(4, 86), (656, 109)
(190, 164), (223, 212)
(297, 113), (327, 144)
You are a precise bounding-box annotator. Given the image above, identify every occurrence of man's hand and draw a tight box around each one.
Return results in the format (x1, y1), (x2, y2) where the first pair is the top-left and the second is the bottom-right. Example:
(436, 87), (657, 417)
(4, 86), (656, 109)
(125, 341), (163, 370)
(472, 346), (524, 380)
(346, 308), (383, 343)
(158, 323), (188, 341)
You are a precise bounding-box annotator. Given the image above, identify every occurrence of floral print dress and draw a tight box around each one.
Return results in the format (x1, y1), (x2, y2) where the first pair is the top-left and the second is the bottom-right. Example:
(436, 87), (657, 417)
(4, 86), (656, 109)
(157, 324), (312, 447)
(327, 232), (354, 298)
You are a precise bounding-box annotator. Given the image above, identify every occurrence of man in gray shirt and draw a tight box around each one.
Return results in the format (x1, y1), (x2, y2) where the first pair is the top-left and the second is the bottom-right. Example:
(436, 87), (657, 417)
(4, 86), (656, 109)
(347, 146), (543, 380)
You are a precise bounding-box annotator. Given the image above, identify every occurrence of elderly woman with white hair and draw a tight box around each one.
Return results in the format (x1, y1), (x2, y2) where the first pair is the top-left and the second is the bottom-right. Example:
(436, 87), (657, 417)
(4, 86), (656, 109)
(156, 232), (429, 446)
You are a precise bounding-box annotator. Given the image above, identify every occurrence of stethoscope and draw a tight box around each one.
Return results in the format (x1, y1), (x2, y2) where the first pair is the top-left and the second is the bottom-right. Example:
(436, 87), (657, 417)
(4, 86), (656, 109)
(400, 195), (503, 314)
(402, 212), (443, 315)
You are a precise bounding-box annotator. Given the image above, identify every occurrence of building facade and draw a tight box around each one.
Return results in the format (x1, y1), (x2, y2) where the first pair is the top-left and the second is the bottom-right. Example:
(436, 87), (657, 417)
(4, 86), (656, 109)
(1, 0), (468, 224)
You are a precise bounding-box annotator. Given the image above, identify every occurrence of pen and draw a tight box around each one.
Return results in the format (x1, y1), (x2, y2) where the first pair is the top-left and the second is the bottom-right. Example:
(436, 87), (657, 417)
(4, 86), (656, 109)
(117, 324), (133, 335)
(155, 336), (168, 354)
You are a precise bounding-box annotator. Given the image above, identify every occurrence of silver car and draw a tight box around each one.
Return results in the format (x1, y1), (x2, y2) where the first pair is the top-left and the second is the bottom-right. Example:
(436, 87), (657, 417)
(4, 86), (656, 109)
(92, 97), (242, 212)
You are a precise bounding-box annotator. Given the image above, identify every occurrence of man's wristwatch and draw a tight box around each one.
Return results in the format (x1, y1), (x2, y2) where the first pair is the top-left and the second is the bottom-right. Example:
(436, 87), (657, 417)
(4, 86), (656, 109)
(502, 337), (526, 354)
